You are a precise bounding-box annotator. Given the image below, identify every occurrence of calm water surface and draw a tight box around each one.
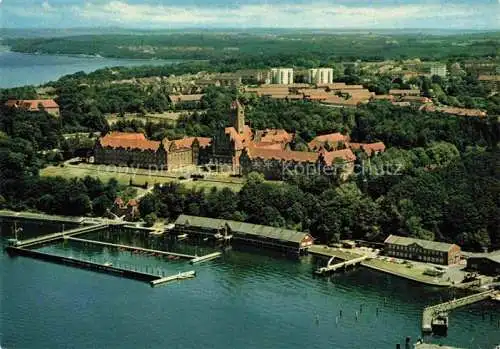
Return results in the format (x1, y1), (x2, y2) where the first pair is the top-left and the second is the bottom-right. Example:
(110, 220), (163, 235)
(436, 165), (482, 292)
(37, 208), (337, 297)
(0, 49), (179, 88)
(1, 221), (499, 349)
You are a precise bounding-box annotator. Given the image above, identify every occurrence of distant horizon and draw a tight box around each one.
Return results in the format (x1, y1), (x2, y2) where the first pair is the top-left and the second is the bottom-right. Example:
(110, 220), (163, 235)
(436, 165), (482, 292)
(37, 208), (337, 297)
(2, 0), (499, 30)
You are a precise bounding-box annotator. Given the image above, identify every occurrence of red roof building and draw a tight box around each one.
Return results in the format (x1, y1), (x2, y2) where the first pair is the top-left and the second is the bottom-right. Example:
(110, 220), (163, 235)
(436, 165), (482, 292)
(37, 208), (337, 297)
(5, 99), (60, 116)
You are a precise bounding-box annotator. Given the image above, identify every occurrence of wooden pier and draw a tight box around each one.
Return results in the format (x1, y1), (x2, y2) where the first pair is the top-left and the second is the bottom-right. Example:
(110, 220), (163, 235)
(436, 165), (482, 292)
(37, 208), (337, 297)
(6, 246), (162, 282)
(190, 252), (222, 264)
(15, 223), (110, 248)
(421, 289), (498, 333)
(150, 270), (196, 287)
(66, 236), (196, 259)
(315, 255), (368, 275)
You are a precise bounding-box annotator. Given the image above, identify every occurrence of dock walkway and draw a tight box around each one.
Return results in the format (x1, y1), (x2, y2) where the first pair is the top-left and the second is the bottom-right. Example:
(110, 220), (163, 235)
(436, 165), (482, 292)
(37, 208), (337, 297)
(422, 289), (498, 332)
(16, 223), (109, 248)
(6, 246), (161, 282)
(66, 237), (196, 259)
(315, 255), (368, 275)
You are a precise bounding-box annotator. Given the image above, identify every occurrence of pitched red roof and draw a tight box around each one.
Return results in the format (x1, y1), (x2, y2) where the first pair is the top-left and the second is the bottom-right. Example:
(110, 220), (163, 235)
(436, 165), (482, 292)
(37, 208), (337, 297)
(348, 142), (386, 156)
(169, 136), (212, 150)
(225, 125), (253, 150)
(246, 146), (319, 163)
(99, 132), (161, 151)
(322, 149), (357, 165)
(5, 99), (59, 111)
(308, 133), (350, 150)
(421, 105), (487, 118)
(254, 129), (293, 144)
(252, 142), (286, 150)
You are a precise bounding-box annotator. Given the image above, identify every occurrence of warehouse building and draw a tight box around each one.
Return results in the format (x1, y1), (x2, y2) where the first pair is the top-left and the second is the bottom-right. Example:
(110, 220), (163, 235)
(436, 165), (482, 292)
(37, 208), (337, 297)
(384, 235), (461, 265)
(174, 214), (313, 254)
(466, 251), (500, 276)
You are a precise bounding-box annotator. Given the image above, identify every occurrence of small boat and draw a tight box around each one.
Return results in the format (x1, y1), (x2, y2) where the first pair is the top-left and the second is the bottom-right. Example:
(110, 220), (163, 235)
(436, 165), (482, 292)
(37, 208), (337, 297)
(104, 262), (113, 267)
(177, 233), (188, 241)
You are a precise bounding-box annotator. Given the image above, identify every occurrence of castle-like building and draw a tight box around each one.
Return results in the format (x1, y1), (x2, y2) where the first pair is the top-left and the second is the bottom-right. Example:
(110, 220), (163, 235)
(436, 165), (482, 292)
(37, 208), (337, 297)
(93, 100), (370, 180)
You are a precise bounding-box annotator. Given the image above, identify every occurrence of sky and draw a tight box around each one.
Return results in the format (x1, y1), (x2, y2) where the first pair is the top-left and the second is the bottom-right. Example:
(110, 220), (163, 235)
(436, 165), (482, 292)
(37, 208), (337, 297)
(1, 0), (499, 29)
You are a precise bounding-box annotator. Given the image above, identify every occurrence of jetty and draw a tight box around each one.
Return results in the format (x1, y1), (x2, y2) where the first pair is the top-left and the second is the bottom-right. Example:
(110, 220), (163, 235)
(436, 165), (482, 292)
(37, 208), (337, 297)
(315, 255), (368, 275)
(15, 223), (110, 248)
(66, 236), (196, 259)
(150, 270), (196, 287)
(6, 246), (162, 282)
(421, 289), (499, 333)
(190, 252), (222, 264)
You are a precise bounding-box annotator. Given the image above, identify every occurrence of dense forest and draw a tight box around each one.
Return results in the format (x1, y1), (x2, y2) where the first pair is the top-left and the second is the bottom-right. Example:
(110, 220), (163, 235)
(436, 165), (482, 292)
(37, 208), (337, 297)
(6, 32), (499, 63)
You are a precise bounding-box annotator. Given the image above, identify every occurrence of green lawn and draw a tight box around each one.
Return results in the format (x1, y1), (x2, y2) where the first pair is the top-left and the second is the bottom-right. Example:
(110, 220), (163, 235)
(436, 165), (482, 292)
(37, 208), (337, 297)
(41, 164), (244, 191)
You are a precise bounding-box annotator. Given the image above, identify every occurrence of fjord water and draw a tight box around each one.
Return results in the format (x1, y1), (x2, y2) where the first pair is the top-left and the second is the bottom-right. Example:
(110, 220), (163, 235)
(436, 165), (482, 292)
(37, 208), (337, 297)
(0, 49), (179, 88)
(1, 222), (499, 349)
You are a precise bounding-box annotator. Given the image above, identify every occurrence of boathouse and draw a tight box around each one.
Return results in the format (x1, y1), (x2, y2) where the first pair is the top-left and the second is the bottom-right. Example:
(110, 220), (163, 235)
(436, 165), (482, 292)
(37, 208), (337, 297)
(466, 250), (500, 276)
(174, 214), (313, 254)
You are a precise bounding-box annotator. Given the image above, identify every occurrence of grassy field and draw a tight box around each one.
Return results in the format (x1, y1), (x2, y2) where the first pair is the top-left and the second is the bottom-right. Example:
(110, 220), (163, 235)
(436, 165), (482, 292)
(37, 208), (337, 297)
(41, 164), (244, 191)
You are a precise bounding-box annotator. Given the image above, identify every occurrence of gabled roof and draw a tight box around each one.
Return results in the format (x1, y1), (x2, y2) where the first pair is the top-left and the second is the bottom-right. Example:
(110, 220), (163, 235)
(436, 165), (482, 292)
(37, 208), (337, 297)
(308, 133), (350, 150)
(175, 214), (311, 244)
(384, 234), (457, 252)
(99, 132), (161, 151)
(5, 99), (59, 110)
(246, 146), (319, 164)
(322, 148), (357, 164)
(349, 142), (386, 156)
(254, 129), (293, 144)
(225, 125), (253, 150)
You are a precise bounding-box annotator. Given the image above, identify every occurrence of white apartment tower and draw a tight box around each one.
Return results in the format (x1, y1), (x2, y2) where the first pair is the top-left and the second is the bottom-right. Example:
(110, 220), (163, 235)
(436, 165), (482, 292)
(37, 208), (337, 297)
(430, 64), (447, 77)
(308, 68), (334, 84)
(271, 68), (294, 85)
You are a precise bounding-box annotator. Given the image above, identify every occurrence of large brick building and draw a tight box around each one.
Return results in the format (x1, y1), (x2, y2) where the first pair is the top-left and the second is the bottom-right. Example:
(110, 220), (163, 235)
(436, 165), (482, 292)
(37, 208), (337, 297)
(94, 100), (375, 179)
(384, 235), (461, 265)
(93, 132), (210, 170)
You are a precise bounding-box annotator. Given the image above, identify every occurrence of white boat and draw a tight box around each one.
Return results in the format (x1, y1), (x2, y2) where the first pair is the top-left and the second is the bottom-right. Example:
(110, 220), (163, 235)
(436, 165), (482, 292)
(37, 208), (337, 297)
(177, 233), (188, 241)
(104, 262), (113, 267)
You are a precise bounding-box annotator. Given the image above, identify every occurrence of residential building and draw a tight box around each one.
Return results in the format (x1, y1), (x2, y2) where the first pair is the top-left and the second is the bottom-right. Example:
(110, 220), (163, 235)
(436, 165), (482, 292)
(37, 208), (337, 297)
(174, 214), (314, 254)
(271, 68), (294, 85)
(239, 146), (356, 180)
(168, 94), (204, 107)
(430, 64), (447, 77)
(308, 68), (334, 84)
(478, 75), (500, 92)
(466, 251), (500, 276)
(389, 89), (421, 96)
(308, 133), (350, 151)
(5, 99), (60, 116)
(384, 235), (461, 265)
(421, 105), (487, 118)
(93, 132), (210, 170)
(348, 142), (386, 156)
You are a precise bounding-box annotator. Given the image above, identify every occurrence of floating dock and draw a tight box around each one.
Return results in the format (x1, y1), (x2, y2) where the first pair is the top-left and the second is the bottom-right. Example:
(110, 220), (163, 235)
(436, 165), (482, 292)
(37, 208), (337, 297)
(150, 270), (196, 287)
(421, 289), (498, 333)
(315, 255), (368, 275)
(190, 252), (222, 264)
(66, 236), (196, 259)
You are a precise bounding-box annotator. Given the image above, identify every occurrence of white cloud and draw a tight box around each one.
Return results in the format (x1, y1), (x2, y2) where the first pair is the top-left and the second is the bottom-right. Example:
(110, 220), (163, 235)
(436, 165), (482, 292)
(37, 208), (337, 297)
(5, 0), (500, 28)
